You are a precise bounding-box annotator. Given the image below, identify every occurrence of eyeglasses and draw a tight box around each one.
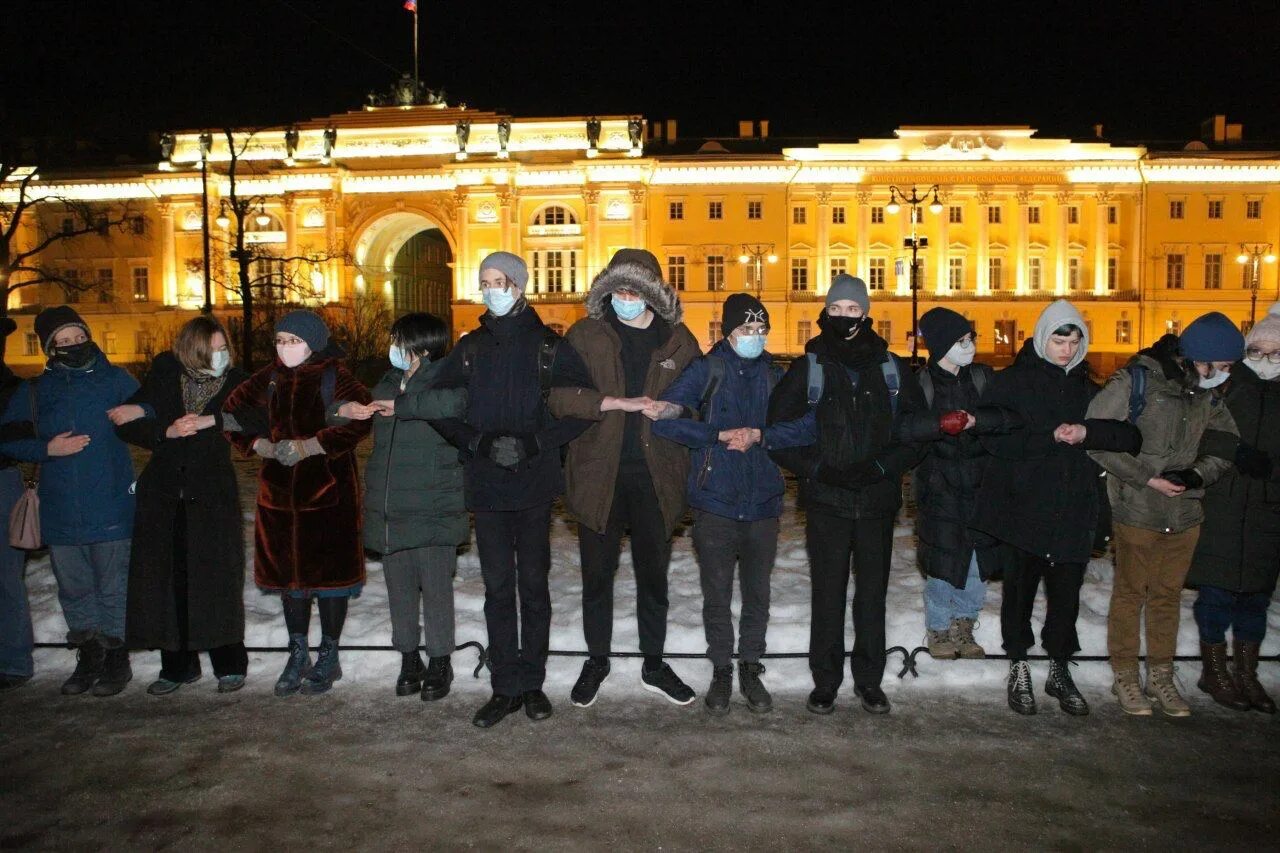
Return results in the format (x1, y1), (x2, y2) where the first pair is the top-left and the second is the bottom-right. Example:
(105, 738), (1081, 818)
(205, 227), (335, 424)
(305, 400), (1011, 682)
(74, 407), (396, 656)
(275, 336), (305, 347)
(1246, 348), (1280, 364)
(735, 327), (769, 338)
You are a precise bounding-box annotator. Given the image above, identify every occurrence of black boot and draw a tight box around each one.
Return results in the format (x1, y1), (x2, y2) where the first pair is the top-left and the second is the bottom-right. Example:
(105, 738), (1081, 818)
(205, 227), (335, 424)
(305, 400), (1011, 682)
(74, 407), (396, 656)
(705, 665), (732, 716)
(92, 640), (132, 697)
(274, 634), (312, 697)
(61, 638), (105, 696)
(806, 685), (837, 715)
(522, 689), (553, 721)
(854, 684), (891, 714)
(472, 693), (523, 728)
(1007, 660), (1036, 715)
(737, 661), (772, 713)
(1044, 659), (1089, 716)
(300, 636), (342, 694)
(396, 651), (425, 697)
(421, 656), (453, 702)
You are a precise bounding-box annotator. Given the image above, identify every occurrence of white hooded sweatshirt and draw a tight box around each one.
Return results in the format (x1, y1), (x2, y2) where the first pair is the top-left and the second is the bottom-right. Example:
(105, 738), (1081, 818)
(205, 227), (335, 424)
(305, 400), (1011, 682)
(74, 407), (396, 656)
(1032, 299), (1090, 373)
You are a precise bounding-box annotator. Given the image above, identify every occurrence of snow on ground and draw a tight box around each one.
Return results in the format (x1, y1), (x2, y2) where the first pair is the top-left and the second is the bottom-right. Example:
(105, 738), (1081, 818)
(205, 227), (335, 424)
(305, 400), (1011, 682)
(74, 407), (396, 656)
(21, 443), (1280, 700)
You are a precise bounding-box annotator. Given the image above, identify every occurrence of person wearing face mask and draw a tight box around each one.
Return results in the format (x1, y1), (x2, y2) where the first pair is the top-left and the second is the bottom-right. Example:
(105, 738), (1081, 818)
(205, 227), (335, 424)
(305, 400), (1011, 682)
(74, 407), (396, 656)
(1186, 302), (1280, 715)
(326, 312), (467, 701)
(650, 293), (816, 714)
(897, 308), (1019, 662)
(767, 275), (927, 715)
(222, 310), (373, 697)
(1085, 312), (1241, 717)
(429, 252), (595, 728)
(971, 299), (1141, 716)
(109, 316), (252, 695)
(0, 306), (140, 696)
(544, 250), (702, 710)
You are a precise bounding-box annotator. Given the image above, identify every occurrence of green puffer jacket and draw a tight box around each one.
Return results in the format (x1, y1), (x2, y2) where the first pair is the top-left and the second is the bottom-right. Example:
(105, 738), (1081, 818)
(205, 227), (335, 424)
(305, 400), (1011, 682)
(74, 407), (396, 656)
(338, 359), (468, 555)
(1086, 353), (1238, 534)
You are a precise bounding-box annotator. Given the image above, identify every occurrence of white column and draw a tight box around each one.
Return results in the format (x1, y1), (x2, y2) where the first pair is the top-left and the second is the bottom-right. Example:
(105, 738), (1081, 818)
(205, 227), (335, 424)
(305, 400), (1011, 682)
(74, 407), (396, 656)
(454, 189), (470, 301)
(816, 187), (831, 294)
(855, 190), (870, 279)
(583, 187), (600, 286)
(158, 202), (177, 306)
(1094, 191), (1111, 295)
(324, 194), (340, 302)
(976, 190), (990, 295)
(1129, 193), (1142, 294)
(630, 185), (648, 251)
(284, 195), (297, 258)
(895, 204), (911, 296)
(1015, 190), (1030, 294)
(497, 187), (514, 254)
(1055, 192), (1070, 296)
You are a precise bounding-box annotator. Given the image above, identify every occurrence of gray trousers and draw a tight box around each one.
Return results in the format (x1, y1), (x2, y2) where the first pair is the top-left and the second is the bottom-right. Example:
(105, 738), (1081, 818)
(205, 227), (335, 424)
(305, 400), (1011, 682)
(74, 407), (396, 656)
(49, 539), (131, 644)
(383, 545), (457, 658)
(691, 512), (778, 668)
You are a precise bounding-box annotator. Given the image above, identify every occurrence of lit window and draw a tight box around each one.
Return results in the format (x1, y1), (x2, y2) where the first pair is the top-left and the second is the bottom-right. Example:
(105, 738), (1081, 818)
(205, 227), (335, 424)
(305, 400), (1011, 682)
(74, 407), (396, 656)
(868, 258), (886, 290)
(1116, 319), (1132, 344)
(706, 255), (724, 291)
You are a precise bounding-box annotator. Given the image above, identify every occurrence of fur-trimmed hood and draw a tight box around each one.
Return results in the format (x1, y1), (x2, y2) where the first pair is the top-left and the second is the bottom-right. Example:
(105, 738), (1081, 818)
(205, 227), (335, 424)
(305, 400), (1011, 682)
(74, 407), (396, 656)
(584, 261), (684, 325)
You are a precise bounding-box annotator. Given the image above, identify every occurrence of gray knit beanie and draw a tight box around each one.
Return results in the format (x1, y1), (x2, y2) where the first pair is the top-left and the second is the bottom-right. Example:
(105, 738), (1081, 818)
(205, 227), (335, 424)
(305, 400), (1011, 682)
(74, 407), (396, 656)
(826, 274), (870, 313)
(275, 309), (330, 353)
(479, 251), (529, 291)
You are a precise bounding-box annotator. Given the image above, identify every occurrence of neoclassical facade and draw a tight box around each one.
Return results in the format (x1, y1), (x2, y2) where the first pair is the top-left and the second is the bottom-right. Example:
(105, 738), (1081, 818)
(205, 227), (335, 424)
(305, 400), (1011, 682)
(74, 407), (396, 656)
(5, 105), (1279, 373)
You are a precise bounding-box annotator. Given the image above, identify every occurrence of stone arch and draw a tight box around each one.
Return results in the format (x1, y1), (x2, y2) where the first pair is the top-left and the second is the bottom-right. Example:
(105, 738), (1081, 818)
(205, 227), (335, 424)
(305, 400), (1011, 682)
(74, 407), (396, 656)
(349, 207), (457, 328)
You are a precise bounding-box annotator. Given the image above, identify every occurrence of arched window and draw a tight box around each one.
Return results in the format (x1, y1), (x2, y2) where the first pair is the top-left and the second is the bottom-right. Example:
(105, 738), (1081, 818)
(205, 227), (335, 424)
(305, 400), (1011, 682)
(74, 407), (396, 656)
(534, 205), (576, 226)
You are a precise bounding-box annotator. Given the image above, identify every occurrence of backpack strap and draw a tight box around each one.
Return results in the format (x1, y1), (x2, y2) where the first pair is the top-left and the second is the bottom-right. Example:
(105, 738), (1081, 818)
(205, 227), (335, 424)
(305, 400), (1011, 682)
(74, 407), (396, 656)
(538, 327), (560, 404)
(881, 355), (902, 417)
(1126, 364), (1147, 424)
(971, 363), (990, 399)
(916, 366), (935, 409)
(805, 352), (825, 407)
(697, 356), (725, 421)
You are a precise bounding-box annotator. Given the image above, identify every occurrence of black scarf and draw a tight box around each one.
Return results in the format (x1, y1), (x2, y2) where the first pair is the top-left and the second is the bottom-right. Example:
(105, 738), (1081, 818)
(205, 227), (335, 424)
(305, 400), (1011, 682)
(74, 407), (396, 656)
(817, 314), (886, 371)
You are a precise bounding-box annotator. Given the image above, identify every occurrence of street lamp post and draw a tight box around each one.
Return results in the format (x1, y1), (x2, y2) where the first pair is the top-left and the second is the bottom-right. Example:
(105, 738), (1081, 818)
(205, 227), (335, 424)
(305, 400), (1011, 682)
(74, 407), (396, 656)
(198, 132), (213, 314)
(738, 243), (778, 298)
(886, 185), (943, 364)
(1236, 242), (1277, 328)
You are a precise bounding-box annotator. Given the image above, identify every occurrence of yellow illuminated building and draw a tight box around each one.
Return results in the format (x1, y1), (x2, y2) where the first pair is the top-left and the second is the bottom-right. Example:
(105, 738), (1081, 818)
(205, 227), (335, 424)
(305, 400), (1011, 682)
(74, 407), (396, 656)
(5, 107), (1279, 374)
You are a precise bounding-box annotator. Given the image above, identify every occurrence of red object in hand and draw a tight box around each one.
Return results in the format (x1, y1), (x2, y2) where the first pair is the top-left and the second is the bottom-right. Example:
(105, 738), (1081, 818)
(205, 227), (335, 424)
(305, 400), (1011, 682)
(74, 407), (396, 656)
(939, 410), (969, 436)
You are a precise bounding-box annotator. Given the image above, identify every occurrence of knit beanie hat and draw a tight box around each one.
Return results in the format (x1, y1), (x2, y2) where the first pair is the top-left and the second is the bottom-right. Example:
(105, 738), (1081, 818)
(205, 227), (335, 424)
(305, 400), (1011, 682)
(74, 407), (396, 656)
(35, 305), (90, 353)
(1180, 311), (1245, 362)
(826, 274), (870, 313)
(918, 307), (971, 361)
(721, 293), (769, 337)
(479, 251), (529, 291)
(275, 309), (330, 353)
(606, 248), (664, 281)
(1245, 302), (1280, 350)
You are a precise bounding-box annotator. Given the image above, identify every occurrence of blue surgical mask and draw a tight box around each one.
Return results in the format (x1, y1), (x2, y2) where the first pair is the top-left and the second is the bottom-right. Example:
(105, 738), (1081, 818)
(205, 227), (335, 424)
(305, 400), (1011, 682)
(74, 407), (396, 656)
(732, 334), (767, 360)
(483, 287), (517, 317)
(388, 344), (412, 372)
(1199, 369), (1229, 390)
(204, 349), (230, 377)
(612, 295), (647, 321)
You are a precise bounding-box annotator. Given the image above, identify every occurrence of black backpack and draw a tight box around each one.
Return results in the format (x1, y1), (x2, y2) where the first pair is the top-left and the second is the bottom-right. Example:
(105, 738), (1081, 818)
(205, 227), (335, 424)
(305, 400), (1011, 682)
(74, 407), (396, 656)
(917, 363), (991, 409)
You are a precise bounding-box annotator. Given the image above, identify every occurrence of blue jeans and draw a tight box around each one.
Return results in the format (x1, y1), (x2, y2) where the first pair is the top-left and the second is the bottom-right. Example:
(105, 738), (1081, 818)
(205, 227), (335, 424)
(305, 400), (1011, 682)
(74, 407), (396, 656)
(48, 539), (132, 643)
(0, 467), (33, 677)
(1193, 585), (1270, 645)
(924, 551), (986, 632)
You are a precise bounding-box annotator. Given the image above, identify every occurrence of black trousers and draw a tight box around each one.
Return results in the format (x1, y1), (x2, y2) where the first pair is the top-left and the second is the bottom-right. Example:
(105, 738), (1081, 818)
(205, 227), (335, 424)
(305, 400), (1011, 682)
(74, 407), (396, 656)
(1000, 549), (1086, 661)
(474, 503), (553, 695)
(158, 502), (247, 682)
(577, 468), (672, 658)
(692, 512), (778, 667)
(806, 511), (895, 690)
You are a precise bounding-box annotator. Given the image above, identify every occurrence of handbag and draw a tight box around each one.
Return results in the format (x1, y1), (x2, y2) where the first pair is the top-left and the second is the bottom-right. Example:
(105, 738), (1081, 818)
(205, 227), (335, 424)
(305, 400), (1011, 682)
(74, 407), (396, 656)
(8, 383), (40, 549)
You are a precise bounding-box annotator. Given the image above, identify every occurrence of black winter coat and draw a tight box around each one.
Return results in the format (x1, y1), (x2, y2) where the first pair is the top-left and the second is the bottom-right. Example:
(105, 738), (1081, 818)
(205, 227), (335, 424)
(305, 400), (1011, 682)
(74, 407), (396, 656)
(117, 353), (247, 652)
(1187, 364), (1280, 594)
(899, 362), (1020, 587)
(433, 305), (594, 511)
(0, 363), (33, 467)
(768, 329), (927, 520)
(969, 341), (1140, 566)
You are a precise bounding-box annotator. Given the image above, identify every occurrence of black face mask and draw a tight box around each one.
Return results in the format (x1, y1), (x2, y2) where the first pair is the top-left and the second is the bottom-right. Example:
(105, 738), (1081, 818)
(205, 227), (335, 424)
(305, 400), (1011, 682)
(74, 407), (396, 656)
(819, 313), (870, 340)
(50, 341), (97, 369)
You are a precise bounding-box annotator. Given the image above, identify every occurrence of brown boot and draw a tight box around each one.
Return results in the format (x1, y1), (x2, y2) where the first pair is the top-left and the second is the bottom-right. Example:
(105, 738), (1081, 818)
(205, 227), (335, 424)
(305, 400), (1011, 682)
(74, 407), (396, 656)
(1197, 642), (1250, 711)
(1233, 640), (1277, 715)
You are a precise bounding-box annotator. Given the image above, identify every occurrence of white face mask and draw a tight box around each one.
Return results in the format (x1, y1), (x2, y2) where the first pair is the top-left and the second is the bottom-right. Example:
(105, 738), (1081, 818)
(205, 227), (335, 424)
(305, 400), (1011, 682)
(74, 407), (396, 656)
(205, 349), (230, 377)
(276, 342), (310, 368)
(1198, 369), (1229, 390)
(944, 339), (975, 367)
(1247, 359), (1280, 381)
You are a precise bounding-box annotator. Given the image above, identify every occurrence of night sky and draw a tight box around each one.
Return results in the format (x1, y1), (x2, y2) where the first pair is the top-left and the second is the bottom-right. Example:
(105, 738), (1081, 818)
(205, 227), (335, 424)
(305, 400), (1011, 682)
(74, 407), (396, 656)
(7, 0), (1280, 162)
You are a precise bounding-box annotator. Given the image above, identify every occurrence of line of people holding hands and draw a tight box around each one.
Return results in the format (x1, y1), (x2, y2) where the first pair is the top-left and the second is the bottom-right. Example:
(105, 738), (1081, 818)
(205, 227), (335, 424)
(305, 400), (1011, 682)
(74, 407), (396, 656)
(0, 247), (1274, 728)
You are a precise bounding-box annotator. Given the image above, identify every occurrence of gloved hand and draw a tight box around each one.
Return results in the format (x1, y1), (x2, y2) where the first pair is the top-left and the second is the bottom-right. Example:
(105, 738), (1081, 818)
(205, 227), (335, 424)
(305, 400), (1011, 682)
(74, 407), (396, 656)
(275, 437), (325, 468)
(222, 412), (243, 433)
(1235, 443), (1273, 479)
(939, 410), (969, 436)
(252, 438), (276, 460)
(489, 435), (526, 469)
(1160, 468), (1204, 489)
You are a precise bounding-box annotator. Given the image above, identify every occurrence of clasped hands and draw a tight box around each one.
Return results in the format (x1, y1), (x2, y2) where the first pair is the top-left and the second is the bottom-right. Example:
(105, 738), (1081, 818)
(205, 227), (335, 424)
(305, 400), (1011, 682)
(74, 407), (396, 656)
(253, 436), (324, 467)
(717, 427), (761, 453)
(335, 400), (396, 420)
(604, 396), (679, 421)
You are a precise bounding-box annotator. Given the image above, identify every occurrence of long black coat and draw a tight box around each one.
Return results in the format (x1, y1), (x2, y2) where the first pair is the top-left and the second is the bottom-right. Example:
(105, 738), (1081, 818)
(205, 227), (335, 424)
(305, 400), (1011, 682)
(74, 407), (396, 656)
(119, 353), (247, 651)
(768, 329), (927, 520)
(969, 341), (1141, 567)
(1187, 364), (1280, 594)
(899, 362), (1019, 587)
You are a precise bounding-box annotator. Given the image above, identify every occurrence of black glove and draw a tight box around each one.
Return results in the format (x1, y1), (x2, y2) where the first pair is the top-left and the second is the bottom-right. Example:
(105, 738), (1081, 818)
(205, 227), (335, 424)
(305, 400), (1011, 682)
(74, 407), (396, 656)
(1160, 468), (1204, 489)
(1235, 443), (1274, 479)
(489, 435), (528, 469)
